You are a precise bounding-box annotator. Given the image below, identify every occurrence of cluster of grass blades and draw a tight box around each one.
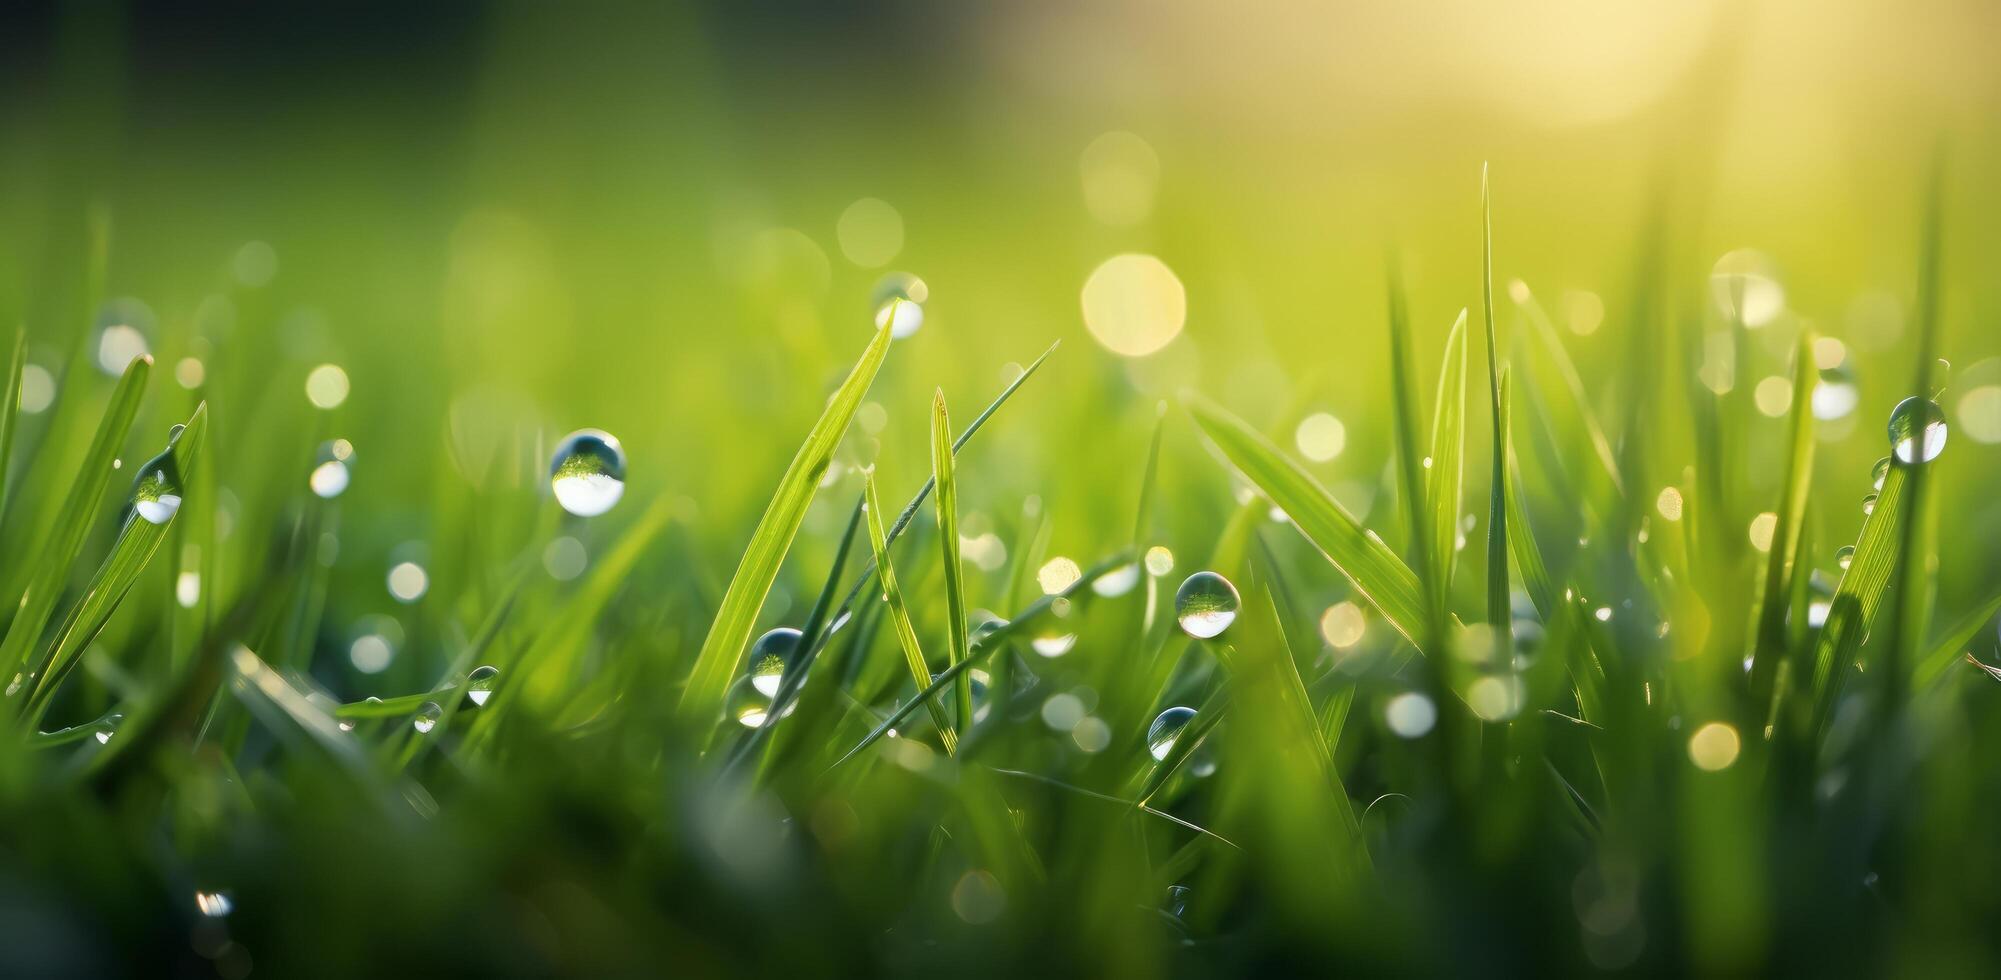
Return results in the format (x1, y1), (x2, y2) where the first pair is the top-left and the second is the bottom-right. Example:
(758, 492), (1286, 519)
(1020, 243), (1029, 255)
(2, 169), (1997, 977)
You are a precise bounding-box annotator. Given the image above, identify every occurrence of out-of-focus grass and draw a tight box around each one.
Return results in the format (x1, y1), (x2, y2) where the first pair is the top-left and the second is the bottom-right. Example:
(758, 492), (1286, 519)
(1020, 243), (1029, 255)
(2, 5), (2001, 978)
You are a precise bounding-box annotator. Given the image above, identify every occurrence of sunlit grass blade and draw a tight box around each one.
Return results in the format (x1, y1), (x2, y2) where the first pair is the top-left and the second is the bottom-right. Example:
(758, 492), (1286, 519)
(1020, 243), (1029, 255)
(0, 327), (24, 524)
(1384, 267), (1435, 588)
(0, 353), (151, 683)
(679, 315), (896, 724)
(1425, 309), (1469, 613)
(793, 341), (1058, 692)
(931, 389), (973, 732)
(1183, 391), (1428, 652)
(510, 496), (675, 713)
(1511, 282), (1624, 501)
(731, 499), (864, 776)
(1749, 332), (1818, 701)
(1479, 166), (1511, 643)
(826, 554), (1131, 772)
(863, 467), (956, 754)
(1806, 466), (1908, 733)
(24, 403), (207, 721)
(1915, 591), (2001, 689)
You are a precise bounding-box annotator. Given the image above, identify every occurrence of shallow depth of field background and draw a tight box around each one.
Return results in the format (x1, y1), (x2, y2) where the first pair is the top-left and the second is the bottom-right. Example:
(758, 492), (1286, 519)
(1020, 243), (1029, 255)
(3, 1), (2001, 974)
(3, 2), (1997, 588)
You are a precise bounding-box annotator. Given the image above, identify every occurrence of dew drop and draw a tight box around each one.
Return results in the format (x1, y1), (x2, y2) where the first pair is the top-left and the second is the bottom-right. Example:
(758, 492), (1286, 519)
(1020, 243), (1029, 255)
(195, 891), (234, 918)
(1861, 493), (1877, 516)
(1174, 571), (1240, 639)
(1870, 456), (1890, 490)
(1146, 706), (1197, 761)
(550, 429), (627, 516)
(1835, 545), (1854, 571)
(727, 674), (789, 727)
(748, 627), (802, 698)
(94, 713), (123, 745)
(130, 444), (184, 525)
(1887, 396), (1947, 464)
(1030, 629), (1077, 658)
(871, 274), (928, 339)
(466, 665), (500, 707)
(412, 701), (442, 734)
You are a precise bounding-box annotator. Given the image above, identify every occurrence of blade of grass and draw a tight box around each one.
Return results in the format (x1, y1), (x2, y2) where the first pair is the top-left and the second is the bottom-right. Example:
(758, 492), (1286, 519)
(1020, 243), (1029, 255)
(790, 341), (1058, 700)
(1479, 166), (1512, 647)
(1806, 466), (1908, 734)
(1915, 591), (2001, 689)
(1749, 332), (1818, 703)
(1383, 262), (1432, 591)
(0, 353), (151, 684)
(1425, 309), (1470, 615)
(0, 327), (24, 525)
(679, 312), (896, 724)
(826, 553), (1131, 772)
(1183, 391), (1428, 652)
(863, 467), (956, 754)
(932, 389), (973, 733)
(25, 403), (207, 721)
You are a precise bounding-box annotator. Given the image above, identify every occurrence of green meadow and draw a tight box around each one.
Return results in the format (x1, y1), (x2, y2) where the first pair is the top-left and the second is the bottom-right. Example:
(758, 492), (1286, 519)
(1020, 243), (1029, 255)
(3, 3), (2000, 976)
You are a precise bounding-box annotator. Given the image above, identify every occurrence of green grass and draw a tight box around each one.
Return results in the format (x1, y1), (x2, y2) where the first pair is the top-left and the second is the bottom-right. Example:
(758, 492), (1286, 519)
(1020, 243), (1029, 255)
(2, 158), (1998, 980)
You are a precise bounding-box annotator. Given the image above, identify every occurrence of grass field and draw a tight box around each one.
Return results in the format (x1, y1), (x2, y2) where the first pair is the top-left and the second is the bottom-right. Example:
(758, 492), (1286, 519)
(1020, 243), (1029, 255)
(3, 3), (2001, 977)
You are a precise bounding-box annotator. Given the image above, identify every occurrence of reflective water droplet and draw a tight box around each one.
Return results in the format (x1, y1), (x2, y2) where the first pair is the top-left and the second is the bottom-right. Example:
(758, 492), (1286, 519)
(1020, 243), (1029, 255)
(412, 701), (442, 734)
(871, 274), (928, 339)
(1164, 884), (1191, 919)
(1835, 545), (1854, 571)
(1870, 456), (1891, 490)
(337, 718), (356, 732)
(1888, 396), (1946, 464)
(309, 441), (352, 499)
(130, 444), (184, 525)
(94, 713), (123, 744)
(1146, 706), (1197, 761)
(549, 429), (627, 517)
(466, 665), (500, 707)
(1861, 493), (1877, 516)
(727, 674), (790, 727)
(1030, 629), (1077, 658)
(748, 627), (802, 698)
(1174, 571), (1240, 639)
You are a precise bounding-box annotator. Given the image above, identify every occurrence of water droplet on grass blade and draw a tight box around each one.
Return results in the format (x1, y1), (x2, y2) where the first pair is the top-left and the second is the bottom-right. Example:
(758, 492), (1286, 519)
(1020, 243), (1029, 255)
(550, 429), (627, 516)
(1174, 571), (1240, 639)
(1836, 545), (1854, 571)
(871, 274), (928, 339)
(748, 627), (802, 698)
(1887, 396), (1946, 464)
(1861, 494), (1877, 516)
(1147, 706), (1197, 761)
(1030, 629), (1077, 658)
(467, 665), (500, 706)
(727, 674), (789, 727)
(413, 702), (442, 734)
(1870, 456), (1890, 489)
(130, 446), (184, 525)
(94, 713), (123, 744)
